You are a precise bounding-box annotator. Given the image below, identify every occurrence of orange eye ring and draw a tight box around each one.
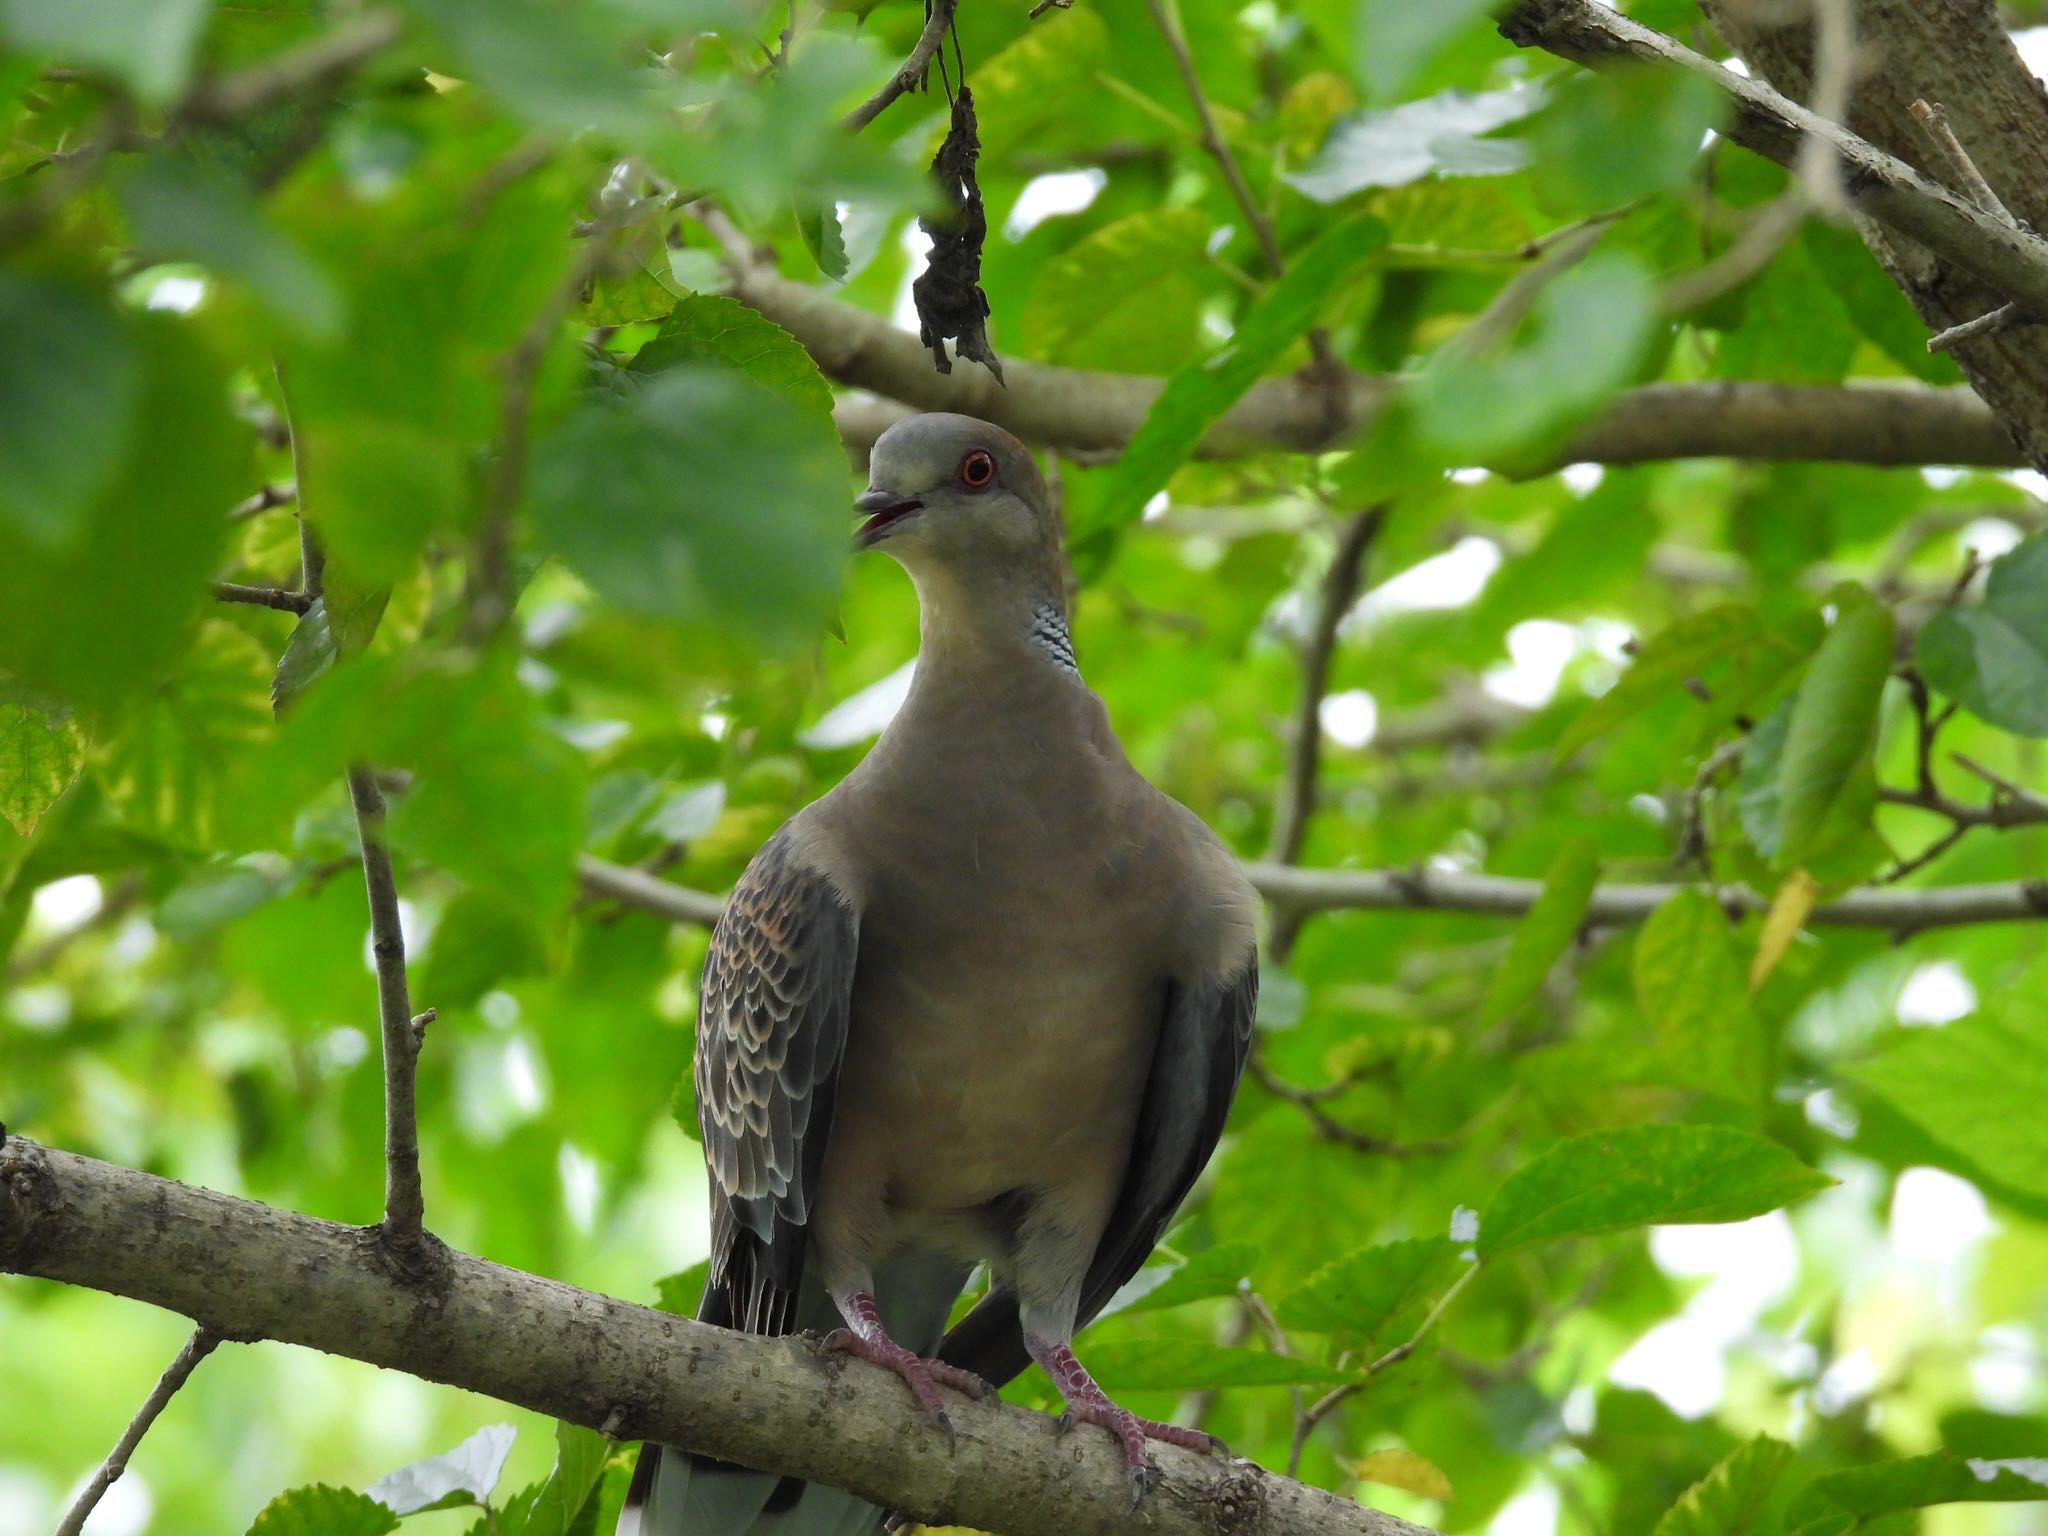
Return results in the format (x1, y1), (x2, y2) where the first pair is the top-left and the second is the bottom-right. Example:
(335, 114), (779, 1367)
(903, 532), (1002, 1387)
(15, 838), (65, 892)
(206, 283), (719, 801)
(959, 449), (997, 490)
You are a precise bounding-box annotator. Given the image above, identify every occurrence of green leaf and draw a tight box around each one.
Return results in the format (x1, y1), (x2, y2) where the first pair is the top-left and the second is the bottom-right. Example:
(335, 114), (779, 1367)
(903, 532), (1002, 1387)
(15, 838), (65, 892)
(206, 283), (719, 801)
(1633, 890), (1770, 1108)
(96, 621), (274, 849)
(1917, 533), (2048, 737)
(299, 418), (455, 587)
(1477, 1125), (1832, 1259)
(1283, 1236), (1456, 1342)
(655, 1259), (710, 1317)
(1020, 208), (1214, 372)
(1110, 1242), (1260, 1316)
(1073, 1338), (1354, 1391)
(244, 1484), (399, 1536)
(1290, 88), (1540, 201)
(402, 0), (656, 136)
(515, 1422), (610, 1536)
(631, 295), (836, 424)
(1531, 67), (1726, 206)
(418, 890), (549, 1010)
(118, 154), (343, 338)
(0, 275), (140, 549)
(273, 601), (337, 714)
(366, 1424), (516, 1516)
(643, 780), (727, 844)
(1482, 835), (1597, 1025)
(1653, 1434), (1795, 1536)
(158, 864), (283, 937)
(795, 200), (850, 282)
(1714, 235), (1858, 386)
(1849, 978), (2048, 1195)
(969, 7), (1110, 157)
(1411, 250), (1656, 465)
(1091, 210), (1387, 533)
(0, 314), (244, 709)
(529, 366), (848, 648)
(1803, 223), (1962, 385)
(1354, 0), (1496, 101)
(1557, 605), (1761, 761)
(1, 0), (208, 104)
(0, 683), (87, 836)
(1775, 592), (1892, 862)
(1786, 1453), (2048, 1534)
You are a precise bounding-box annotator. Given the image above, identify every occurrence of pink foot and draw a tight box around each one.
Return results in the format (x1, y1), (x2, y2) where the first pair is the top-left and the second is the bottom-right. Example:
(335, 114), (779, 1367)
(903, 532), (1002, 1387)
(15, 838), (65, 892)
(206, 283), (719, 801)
(1027, 1336), (1226, 1505)
(820, 1292), (993, 1451)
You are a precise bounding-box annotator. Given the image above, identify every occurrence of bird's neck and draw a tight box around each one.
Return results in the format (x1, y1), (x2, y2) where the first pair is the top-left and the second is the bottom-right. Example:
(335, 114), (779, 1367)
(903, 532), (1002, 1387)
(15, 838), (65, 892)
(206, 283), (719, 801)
(909, 567), (1082, 687)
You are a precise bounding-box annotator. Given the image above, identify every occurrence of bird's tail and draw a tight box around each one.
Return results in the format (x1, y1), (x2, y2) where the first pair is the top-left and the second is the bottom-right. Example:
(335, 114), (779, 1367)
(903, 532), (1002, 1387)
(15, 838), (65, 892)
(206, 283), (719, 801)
(618, 1257), (968, 1536)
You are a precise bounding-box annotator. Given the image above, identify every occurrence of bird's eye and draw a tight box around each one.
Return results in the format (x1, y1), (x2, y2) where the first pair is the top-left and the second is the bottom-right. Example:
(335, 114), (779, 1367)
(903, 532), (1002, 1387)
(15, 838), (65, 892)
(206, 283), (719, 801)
(959, 449), (997, 490)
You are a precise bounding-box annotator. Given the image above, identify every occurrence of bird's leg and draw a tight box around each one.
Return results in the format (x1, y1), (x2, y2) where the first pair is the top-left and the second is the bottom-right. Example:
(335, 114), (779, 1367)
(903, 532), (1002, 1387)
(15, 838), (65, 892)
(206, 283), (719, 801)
(819, 1290), (993, 1449)
(1024, 1334), (1224, 1504)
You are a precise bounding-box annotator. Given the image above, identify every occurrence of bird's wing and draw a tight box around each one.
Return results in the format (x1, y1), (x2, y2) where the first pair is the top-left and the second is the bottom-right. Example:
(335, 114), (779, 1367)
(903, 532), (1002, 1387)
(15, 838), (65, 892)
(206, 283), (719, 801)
(937, 958), (1257, 1380)
(696, 823), (858, 1336)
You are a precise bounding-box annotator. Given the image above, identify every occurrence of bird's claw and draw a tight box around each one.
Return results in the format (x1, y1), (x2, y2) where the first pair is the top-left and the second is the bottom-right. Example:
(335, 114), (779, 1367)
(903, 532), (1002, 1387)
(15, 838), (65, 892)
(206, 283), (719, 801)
(1126, 1462), (1154, 1509)
(819, 1327), (977, 1455)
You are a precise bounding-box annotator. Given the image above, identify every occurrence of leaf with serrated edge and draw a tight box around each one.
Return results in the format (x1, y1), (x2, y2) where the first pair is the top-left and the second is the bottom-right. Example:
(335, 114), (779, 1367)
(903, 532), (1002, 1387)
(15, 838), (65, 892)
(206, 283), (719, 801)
(1653, 1434), (1794, 1536)
(1478, 1125), (1831, 1259)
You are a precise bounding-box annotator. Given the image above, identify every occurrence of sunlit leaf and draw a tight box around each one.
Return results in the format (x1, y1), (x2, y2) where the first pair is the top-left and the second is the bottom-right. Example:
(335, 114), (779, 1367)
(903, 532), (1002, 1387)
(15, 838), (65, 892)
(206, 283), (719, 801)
(1478, 1125), (1832, 1258)
(1290, 87), (1541, 202)
(366, 1424), (516, 1515)
(1284, 1236), (1456, 1343)
(1355, 1447), (1454, 1500)
(0, 683), (87, 836)
(1652, 1434), (1794, 1536)
(1091, 210), (1387, 533)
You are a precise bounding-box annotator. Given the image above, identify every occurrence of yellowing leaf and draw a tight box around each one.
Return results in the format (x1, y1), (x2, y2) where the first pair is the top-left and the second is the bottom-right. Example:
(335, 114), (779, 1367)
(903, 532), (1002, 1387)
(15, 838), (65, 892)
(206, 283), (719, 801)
(0, 685), (86, 836)
(1355, 1448), (1453, 1500)
(1750, 868), (1819, 990)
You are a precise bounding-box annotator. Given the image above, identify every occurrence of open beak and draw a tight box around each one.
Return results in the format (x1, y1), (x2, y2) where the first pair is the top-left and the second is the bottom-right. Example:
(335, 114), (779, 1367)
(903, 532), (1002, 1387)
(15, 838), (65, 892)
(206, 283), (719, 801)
(854, 487), (922, 547)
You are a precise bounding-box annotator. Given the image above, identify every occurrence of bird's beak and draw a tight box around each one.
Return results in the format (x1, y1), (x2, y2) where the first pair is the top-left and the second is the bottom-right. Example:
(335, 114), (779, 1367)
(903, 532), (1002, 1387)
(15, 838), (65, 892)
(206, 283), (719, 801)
(854, 487), (923, 547)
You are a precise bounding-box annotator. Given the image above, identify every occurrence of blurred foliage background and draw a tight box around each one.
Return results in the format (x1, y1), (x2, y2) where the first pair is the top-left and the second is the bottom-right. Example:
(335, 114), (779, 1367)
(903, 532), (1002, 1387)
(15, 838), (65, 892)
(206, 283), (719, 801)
(5, 0), (2048, 1532)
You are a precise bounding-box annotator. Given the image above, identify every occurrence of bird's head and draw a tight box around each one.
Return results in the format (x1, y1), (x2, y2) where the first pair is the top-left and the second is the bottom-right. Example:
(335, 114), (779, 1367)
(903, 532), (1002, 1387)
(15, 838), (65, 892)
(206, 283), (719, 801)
(854, 413), (1059, 592)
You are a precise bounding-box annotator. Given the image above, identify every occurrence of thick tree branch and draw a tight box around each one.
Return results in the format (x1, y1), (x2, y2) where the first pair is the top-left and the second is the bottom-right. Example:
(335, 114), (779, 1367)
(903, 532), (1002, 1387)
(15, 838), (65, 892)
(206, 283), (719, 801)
(54, 1325), (221, 1536)
(0, 1138), (1435, 1536)
(1496, 0), (2048, 322)
(344, 768), (429, 1254)
(574, 855), (2048, 938)
(771, 278), (2020, 471)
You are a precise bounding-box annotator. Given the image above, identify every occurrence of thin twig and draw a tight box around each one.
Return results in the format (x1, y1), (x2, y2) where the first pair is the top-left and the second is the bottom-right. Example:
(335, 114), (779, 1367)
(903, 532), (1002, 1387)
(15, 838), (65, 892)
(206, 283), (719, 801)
(1908, 99), (2018, 229)
(1951, 753), (2048, 821)
(1249, 1056), (1451, 1160)
(55, 1327), (222, 1536)
(1141, 0), (1341, 380)
(842, 0), (959, 133)
(468, 231), (623, 640)
(1659, 193), (1807, 314)
(346, 767), (428, 1251)
(212, 581), (312, 614)
(1928, 302), (2027, 353)
(1267, 506), (1388, 870)
(180, 9), (406, 124)
(228, 481), (296, 522)
(1287, 1263), (1479, 1477)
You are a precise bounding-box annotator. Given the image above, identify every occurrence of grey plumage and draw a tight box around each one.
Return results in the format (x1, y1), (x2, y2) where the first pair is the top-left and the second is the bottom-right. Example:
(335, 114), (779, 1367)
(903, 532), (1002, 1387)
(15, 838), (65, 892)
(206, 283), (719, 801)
(623, 412), (1258, 1536)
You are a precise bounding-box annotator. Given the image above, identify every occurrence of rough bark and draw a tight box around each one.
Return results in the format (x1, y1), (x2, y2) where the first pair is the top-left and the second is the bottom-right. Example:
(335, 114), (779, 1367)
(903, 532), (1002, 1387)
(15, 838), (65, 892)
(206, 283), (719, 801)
(0, 1137), (1434, 1536)
(727, 262), (2020, 472)
(1698, 0), (2048, 470)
